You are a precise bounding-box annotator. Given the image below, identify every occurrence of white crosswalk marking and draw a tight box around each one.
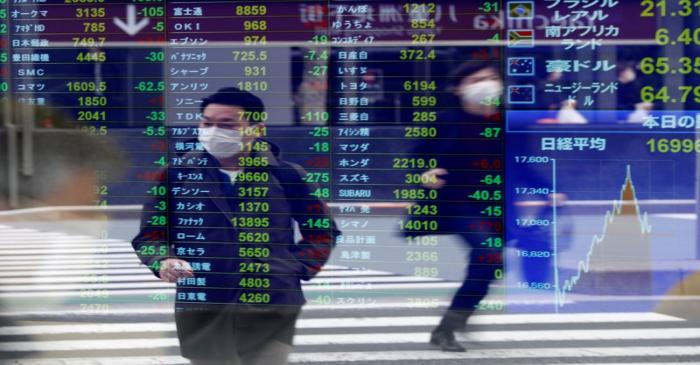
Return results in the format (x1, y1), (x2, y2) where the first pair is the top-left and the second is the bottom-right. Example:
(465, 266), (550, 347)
(4, 327), (700, 352)
(0, 224), (696, 365)
(0, 313), (681, 336)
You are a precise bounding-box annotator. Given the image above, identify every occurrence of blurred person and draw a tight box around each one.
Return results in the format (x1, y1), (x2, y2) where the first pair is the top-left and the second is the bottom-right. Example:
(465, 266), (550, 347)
(0, 122), (124, 358)
(556, 99), (588, 124)
(0, 132), (122, 209)
(407, 63), (503, 352)
(0, 100), (122, 210)
(131, 87), (339, 365)
(617, 63), (643, 111)
(627, 102), (653, 124)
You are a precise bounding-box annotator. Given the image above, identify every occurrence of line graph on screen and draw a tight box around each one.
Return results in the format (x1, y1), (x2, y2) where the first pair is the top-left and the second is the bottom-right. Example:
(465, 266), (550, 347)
(552, 163), (653, 310)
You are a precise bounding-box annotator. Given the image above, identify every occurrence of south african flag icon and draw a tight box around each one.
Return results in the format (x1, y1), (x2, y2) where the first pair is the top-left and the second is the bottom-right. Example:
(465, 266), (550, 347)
(508, 30), (534, 48)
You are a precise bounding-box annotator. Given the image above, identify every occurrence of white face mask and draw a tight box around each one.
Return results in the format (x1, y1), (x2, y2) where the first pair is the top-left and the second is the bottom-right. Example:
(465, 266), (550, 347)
(198, 127), (243, 159)
(619, 68), (637, 84)
(460, 80), (503, 105)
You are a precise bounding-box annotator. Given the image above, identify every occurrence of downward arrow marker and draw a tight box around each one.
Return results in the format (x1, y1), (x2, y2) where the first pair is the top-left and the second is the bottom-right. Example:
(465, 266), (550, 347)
(113, 5), (150, 36)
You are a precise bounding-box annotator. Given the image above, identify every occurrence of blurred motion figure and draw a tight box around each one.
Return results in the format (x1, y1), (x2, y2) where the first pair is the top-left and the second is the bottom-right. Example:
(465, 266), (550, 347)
(408, 64), (504, 352)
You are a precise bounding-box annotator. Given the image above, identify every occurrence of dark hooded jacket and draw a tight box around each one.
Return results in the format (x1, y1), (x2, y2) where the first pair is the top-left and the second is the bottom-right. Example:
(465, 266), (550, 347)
(131, 138), (339, 357)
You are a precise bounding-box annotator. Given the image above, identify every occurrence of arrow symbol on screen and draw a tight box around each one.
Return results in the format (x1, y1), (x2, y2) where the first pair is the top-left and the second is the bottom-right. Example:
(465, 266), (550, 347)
(113, 5), (150, 36)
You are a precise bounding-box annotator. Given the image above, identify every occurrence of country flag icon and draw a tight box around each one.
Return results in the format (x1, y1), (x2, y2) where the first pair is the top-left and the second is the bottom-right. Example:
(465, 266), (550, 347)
(508, 1), (534, 19)
(508, 85), (536, 104)
(508, 29), (535, 48)
(507, 57), (535, 76)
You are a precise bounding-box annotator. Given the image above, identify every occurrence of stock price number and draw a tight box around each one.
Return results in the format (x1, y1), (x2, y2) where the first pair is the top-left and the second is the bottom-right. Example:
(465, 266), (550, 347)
(238, 247), (270, 258)
(393, 157), (437, 169)
(239, 292), (270, 304)
(238, 232), (270, 243)
(640, 57), (700, 75)
(468, 189), (502, 201)
(239, 262), (270, 273)
(641, 85), (700, 103)
(399, 219), (438, 231)
(230, 216), (269, 228)
(655, 28), (700, 45)
(642, 0), (700, 17)
(405, 250), (439, 262)
(237, 171), (269, 183)
(239, 277), (270, 289)
(406, 204), (438, 215)
(647, 138), (700, 153)
(393, 188), (438, 200)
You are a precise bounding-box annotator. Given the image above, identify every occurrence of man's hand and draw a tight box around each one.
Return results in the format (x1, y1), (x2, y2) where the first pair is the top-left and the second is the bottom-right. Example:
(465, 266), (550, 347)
(421, 168), (448, 189)
(158, 258), (194, 283)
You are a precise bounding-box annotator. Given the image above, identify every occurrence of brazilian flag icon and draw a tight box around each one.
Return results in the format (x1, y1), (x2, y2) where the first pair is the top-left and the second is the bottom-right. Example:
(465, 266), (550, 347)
(508, 1), (534, 19)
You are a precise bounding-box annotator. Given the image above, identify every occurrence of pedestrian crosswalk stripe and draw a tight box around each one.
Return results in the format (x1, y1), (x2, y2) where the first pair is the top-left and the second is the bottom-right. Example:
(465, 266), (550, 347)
(302, 300), (573, 310)
(0, 260), (142, 268)
(0, 248), (138, 255)
(0, 268), (152, 277)
(0, 229), (55, 234)
(0, 338), (179, 352)
(0, 282), (174, 291)
(3, 327), (700, 352)
(0, 313), (684, 336)
(0, 357), (190, 365)
(1, 254), (143, 260)
(0, 289), (171, 298)
(0, 242), (134, 250)
(0, 235), (100, 241)
(1, 303), (453, 318)
(300, 312), (684, 327)
(0, 268), (397, 278)
(0, 358), (700, 365)
(293, 328), (700, 345)
(3, 355), (700, 365)
(0, 274), (161, 284)
(0, 323), (175, 336)
(0, 308), (173, 319)
(0, 273), (440, 285)
(288, 347), (700, 362)
(314, 269), (397, 277)
(0, 238), (124, 244)
(0, 281), (459, 293)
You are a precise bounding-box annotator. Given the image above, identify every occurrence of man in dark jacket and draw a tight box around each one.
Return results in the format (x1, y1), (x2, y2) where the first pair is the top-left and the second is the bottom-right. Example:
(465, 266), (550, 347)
(408, 64), (504, 352)
(132, 87), (339, 365)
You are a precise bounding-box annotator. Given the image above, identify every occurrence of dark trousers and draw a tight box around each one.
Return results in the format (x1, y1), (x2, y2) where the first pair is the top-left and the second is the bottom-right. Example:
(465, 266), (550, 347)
(189, 339), (292, 365)
(438, 234), (502, 331)
(177, 305), (299, 364)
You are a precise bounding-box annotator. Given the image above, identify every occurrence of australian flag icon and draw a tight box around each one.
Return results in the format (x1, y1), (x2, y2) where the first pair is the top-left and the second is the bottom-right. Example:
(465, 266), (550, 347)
(508, 57), (535, 76)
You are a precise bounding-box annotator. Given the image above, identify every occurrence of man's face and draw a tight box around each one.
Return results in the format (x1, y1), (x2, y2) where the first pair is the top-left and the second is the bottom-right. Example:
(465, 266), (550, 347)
(200, 103), (250, 131)
(199, 103), (263, 145)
